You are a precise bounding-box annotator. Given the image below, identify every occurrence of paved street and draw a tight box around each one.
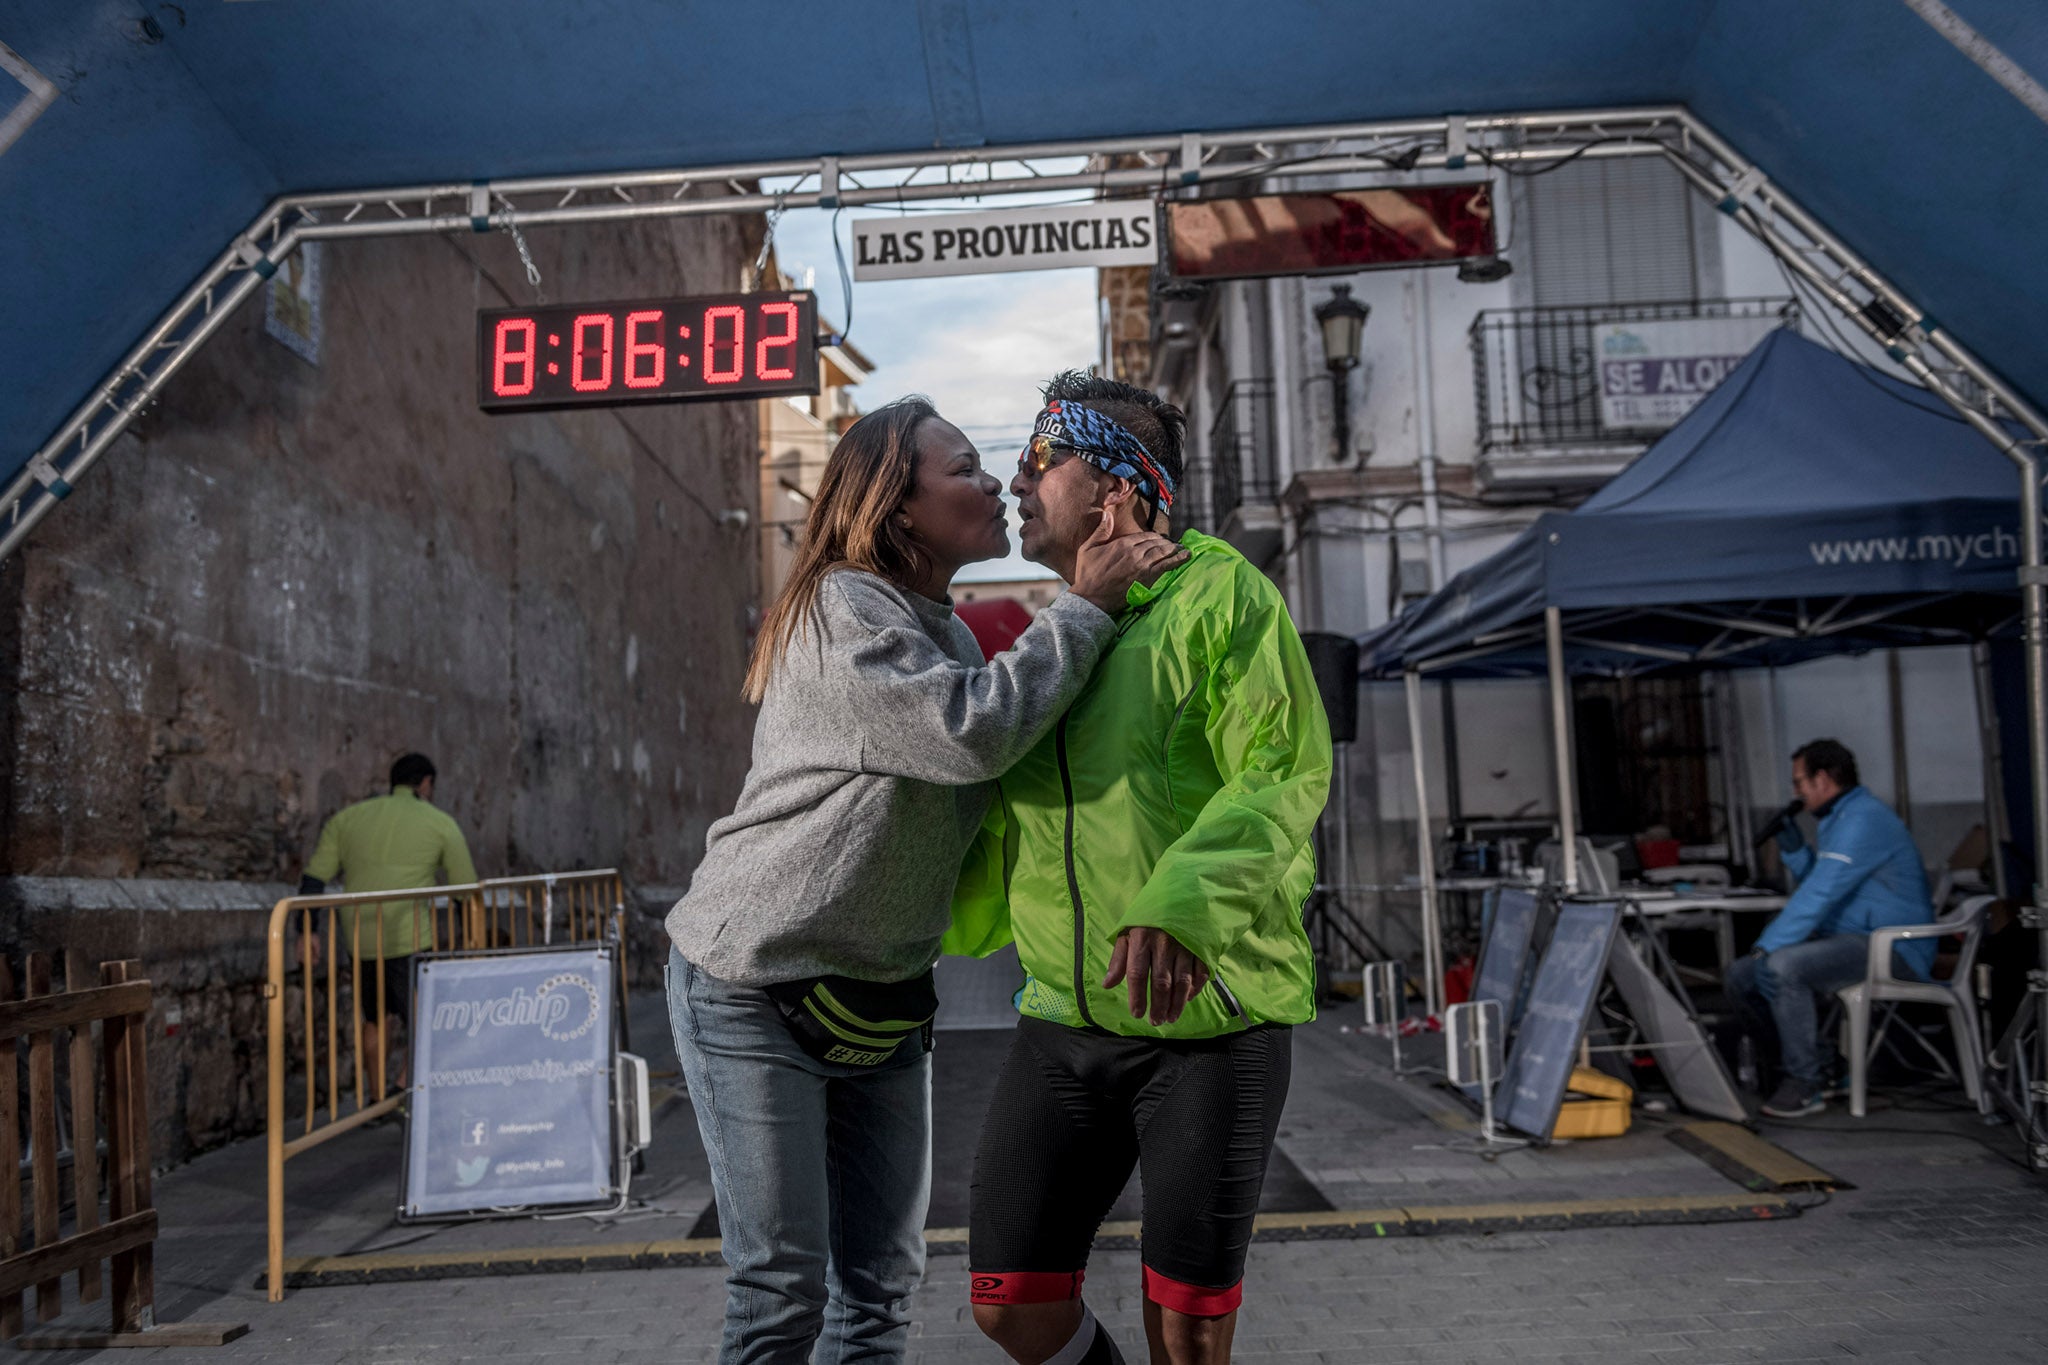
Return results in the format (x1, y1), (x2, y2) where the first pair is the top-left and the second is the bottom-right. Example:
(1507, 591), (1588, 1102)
(29, 1002), (2048, 1364)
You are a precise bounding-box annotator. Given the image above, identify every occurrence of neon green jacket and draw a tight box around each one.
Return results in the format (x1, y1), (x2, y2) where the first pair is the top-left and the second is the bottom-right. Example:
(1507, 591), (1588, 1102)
(947, 531), (1331, 1039)
(305, 789), (478, 957)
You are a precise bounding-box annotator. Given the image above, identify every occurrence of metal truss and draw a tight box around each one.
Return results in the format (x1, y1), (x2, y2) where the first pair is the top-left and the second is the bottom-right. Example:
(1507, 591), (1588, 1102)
(10, 106), (2042, 562)
(6, 107), (2048, 1162)
(9, 106), (2043, 563)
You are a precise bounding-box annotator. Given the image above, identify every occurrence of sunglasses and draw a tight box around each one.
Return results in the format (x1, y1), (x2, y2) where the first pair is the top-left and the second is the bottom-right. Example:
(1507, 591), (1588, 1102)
(1019, 433), (1083, 477)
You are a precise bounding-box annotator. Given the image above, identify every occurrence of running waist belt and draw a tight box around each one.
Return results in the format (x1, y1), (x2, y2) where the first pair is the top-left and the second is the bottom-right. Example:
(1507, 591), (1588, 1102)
(762, 970), (938, 1067)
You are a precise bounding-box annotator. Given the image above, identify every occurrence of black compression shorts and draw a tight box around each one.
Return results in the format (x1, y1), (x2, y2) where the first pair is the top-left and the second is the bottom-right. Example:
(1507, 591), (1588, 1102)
(351, 952), (415, 1026)
(968, 1016), (1292, 1317)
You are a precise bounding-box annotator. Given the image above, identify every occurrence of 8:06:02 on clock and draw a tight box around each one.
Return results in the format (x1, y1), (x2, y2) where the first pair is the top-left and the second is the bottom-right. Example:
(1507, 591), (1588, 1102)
(477, 291), (819, 411)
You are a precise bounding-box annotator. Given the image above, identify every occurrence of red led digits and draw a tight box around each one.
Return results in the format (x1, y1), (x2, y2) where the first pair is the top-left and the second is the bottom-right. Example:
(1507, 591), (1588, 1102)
(482, 292), (810, 409)
(756, 302), (799, 381)
(571, 313), (616, 392)
(493, 317), (538, 396)
(624, 310), (665, 389)
(703, 305), (745, 384)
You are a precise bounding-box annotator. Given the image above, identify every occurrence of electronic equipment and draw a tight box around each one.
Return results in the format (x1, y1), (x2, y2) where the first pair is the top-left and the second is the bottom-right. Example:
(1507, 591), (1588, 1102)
(1752, 799), (1806, 848)
(478, 291), (819, 411)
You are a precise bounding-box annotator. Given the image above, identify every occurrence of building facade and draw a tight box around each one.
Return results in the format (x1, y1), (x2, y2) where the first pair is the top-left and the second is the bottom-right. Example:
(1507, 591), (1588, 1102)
(1120, 153), (1992, 968)
(756, 268), (872, 605)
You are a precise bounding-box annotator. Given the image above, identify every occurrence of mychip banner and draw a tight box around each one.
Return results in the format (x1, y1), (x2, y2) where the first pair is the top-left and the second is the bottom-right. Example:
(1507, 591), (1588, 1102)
(402, 947), (615, 1218)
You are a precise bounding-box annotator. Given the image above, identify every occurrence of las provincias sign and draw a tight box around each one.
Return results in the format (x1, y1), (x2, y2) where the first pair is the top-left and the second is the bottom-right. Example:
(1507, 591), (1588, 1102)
(851, 202), (1158, 281)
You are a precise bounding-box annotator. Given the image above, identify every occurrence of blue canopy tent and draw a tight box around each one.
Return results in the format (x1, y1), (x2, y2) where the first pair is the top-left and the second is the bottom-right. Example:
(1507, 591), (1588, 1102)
(1358, 328), (2026, 1003)
(1363, 329), (2026, 679)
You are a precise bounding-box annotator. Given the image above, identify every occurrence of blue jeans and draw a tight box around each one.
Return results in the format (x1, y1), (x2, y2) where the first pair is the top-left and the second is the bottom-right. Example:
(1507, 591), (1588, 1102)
(1724, 935), (1868, 1089)
(666, 949), (932, 1365)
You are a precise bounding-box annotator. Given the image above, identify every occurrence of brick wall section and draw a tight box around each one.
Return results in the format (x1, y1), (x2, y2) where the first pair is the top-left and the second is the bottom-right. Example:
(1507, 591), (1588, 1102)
(0, 212), (764, 1162)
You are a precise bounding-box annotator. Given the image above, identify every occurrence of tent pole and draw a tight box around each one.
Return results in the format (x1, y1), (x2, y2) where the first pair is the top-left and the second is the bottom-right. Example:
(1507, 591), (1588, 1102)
(1872, 368), (2048, 1168)
(1972, 641), (2013, 902)
(2019, 465), (2048, 1171)
(1711, 674), (1755, 879)
(1404, 670), (1444, 1017)
(1955, 438), (2048, 1169)
(1546, 608), (1581, 893)
(1887, 650), (1913, 833)
(1334, 740), (1354, 962)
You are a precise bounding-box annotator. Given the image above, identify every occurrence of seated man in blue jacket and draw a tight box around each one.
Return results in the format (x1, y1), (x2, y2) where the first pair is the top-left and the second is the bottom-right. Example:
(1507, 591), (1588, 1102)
(1727, 738), (1933, 1118)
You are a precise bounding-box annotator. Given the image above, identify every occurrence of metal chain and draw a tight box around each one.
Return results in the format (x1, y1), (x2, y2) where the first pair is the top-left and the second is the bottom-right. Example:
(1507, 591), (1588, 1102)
(750, 200), (785, 291)
(504, 221), (546, 302)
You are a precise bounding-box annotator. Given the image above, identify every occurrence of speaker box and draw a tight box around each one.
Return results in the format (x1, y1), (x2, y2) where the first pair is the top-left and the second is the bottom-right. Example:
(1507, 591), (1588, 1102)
(1299, 632), (1360, 743)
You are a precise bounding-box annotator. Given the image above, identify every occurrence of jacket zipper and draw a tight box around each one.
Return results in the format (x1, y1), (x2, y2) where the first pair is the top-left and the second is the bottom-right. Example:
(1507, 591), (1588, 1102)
(1056, 602), (1153, 1032)
(1055, 714), (1098, 1028)
(1210, 973), (1247, 1020)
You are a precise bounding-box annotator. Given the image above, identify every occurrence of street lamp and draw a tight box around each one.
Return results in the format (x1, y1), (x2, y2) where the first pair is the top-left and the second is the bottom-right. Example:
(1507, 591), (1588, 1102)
(1314, 285), (1369, 463)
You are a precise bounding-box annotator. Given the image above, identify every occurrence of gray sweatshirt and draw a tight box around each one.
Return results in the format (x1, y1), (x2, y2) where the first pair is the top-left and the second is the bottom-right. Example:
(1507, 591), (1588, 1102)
(666, 570), (1116, 986)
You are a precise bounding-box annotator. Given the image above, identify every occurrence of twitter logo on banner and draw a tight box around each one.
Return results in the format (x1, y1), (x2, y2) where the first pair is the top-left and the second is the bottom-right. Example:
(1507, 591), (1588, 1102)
(455, 1156), (490, 1187)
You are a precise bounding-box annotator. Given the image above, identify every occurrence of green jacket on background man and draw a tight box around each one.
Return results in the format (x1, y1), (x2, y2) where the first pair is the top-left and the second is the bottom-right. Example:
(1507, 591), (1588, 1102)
(305, 788), (478, 958)
(948, 530), (1332, 1038)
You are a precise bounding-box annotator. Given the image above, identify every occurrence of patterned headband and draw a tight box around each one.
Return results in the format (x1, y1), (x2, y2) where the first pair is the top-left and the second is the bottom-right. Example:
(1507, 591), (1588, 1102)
(1031, 400), (1176, 511)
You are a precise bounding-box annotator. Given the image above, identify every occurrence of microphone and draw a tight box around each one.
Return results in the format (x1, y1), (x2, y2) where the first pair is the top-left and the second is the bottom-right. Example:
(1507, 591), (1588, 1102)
(1752, 799), (1805, 849)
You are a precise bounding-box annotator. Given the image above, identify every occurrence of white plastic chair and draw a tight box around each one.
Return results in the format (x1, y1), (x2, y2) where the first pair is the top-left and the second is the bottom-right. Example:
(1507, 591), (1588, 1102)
(1834, 894), (1993, 1118)
(1927, 866), (1988, 913)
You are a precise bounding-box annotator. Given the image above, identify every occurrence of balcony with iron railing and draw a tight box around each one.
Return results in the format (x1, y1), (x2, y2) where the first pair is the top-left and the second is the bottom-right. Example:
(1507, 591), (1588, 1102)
(1206, 379), (1277, 527)
(1468, 297), (1797, 488)
(1182, 379), (1282, 563)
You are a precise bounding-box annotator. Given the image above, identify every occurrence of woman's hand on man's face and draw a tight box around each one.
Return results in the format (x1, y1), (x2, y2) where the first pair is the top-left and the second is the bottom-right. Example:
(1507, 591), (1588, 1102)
(1069, 507), (1188, 616)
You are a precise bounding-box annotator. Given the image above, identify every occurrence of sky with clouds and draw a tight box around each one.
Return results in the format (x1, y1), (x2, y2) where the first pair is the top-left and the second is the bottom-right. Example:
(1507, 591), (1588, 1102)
(767, 202), (1093, 583)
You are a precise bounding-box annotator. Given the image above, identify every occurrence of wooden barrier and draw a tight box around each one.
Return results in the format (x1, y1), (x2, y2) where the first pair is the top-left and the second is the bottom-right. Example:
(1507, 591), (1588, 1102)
(263, 870), (626, 1301)
(0, 954), (246, 1349)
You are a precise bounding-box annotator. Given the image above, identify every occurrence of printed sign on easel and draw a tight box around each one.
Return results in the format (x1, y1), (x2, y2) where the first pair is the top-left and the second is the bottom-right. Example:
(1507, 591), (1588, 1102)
(401, 946), (616, 1219)
(1493, 901), (1621, 1140)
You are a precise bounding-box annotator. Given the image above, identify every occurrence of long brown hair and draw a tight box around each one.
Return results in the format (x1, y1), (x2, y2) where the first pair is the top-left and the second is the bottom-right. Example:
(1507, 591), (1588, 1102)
(743, 397), (939, 702)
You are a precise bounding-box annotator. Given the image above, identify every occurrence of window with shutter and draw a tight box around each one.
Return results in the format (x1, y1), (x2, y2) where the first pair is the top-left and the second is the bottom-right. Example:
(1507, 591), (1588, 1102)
(1520, 157), (1715, 307)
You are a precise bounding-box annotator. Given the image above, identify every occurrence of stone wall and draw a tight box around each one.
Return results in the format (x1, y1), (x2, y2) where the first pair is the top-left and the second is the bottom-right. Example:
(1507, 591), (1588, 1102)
(0, 209), (764, 1163)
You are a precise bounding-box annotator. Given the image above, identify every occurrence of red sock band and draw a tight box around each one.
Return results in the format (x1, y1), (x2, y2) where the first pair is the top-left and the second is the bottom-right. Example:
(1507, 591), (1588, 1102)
(1142, 1266), (1242, 1317)
(970, 1269), (1086, 1305)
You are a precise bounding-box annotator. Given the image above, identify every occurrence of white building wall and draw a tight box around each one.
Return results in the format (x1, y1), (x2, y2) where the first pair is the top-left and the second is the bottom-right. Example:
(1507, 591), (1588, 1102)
(1448, 678), (1557, 820)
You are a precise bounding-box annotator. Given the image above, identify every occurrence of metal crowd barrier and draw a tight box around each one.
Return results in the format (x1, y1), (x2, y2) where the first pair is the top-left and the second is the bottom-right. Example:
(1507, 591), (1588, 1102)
(262, 870), (626, 1302)
(468, 872), (632, 1036)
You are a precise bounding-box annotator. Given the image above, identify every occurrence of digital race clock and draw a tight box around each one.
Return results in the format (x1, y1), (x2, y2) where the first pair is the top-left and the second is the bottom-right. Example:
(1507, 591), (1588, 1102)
(477, 290), (819, 411)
